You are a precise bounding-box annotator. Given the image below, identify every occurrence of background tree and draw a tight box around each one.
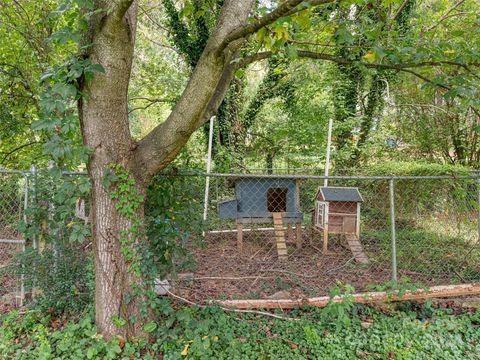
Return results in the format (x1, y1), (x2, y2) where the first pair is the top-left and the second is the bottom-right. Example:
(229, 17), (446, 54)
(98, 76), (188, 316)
(0, 0), (72, 168)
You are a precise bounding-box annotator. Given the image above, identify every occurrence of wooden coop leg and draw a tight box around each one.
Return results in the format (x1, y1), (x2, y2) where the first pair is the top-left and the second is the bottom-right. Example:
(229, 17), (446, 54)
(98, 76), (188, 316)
(295, 224), (302, 249)
(323, 225), (329, 254)
(272, 212), (288, 259)
(236, 222), (243, 252)
(287, 224), (293, 242)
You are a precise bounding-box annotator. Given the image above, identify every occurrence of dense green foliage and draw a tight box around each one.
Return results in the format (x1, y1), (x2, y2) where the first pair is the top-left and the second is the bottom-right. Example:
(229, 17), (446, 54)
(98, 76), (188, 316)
(1, 0), (479, 171)
(1, 303), (479, 359)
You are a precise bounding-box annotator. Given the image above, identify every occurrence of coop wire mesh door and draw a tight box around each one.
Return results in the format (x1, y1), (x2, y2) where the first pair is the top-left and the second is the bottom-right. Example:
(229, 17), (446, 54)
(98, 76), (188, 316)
(315, 201), (327, 228)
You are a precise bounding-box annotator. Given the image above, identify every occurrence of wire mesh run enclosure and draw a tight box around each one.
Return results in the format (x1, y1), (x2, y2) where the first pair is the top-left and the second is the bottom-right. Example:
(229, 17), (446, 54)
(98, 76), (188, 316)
(166, 173), (480, 303)
(0, 169), (479, 308)
(0, 170), (28, 311)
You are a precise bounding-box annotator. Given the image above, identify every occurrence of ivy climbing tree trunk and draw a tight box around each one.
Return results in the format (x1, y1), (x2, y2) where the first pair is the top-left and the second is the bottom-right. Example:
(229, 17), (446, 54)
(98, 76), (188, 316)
(78, 0), (258, 340)
(78, 1), (144, 339)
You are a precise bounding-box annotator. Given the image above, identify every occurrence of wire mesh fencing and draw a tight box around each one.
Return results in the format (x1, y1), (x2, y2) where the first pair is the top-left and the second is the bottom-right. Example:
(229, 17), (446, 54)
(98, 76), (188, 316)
(0, 168), (92, 312)
(0, 170), (28, 310)
(0, 169), (479, 309)
(160, 173), (480, 303)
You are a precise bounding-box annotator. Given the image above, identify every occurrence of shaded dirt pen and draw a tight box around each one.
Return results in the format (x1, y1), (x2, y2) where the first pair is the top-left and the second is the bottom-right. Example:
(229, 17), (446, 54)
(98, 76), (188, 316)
(173, 229), (455, 303)
(165, 173), (480, 304)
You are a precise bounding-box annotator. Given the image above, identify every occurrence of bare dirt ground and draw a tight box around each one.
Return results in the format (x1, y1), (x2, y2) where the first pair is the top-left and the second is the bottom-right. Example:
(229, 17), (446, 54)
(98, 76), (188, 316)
(172, 229), (438, 303)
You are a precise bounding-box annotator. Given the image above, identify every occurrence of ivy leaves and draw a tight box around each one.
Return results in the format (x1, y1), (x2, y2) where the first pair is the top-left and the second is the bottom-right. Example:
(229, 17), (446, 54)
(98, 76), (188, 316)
(29, 0), (106, 168)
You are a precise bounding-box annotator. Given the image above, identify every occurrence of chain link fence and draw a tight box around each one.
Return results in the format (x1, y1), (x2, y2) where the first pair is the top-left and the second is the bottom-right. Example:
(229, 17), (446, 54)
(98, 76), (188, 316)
(166, 173), (480, 303)
(0, 168), (479, 309)
(0, 170), (28, 311)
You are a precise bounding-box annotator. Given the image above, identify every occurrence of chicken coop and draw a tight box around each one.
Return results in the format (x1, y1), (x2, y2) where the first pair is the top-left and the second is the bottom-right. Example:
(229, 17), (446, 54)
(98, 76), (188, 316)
(313, 186), (369, 263)
(218, 177), (303, 258)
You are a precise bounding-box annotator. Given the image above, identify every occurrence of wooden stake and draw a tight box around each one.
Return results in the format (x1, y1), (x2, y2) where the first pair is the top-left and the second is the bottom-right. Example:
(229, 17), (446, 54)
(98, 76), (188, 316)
(323, 225), (329, 254)
(217, 283), (480, 309)
(295, 224), (302, 249)
(236, 222), (243, 252)
(287, 224), (293, 242)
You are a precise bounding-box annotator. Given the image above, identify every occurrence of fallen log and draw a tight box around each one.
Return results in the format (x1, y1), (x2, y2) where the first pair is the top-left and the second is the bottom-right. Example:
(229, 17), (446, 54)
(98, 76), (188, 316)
(217, 283), (480, 309)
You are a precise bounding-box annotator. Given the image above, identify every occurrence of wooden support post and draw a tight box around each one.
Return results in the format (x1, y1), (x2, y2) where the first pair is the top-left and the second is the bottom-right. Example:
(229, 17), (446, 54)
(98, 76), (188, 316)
(323, 225), (329, 254)
(323, 203), (329, 254)
(236, 222), (243, 252)
(356, 203), (361, 240)
(295, 224), (302, 249)
(287, 224), (293, 242)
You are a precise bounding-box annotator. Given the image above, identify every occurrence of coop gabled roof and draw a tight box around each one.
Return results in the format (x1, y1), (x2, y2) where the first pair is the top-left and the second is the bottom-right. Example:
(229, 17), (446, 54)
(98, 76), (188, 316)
(317, 187), (363, 202)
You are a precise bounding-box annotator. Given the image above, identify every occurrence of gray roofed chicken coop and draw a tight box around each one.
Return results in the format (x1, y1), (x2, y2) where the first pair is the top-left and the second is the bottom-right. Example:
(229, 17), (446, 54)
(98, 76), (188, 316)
(218, 178), (303, 223)
(313, 186), (369, 264)
(217, 177), (303, 257)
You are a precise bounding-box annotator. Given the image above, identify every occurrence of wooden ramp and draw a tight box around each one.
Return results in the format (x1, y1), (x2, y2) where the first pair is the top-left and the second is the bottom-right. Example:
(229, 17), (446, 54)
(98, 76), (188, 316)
(272, 212), (288, 259)
(346, 234), (369, 264)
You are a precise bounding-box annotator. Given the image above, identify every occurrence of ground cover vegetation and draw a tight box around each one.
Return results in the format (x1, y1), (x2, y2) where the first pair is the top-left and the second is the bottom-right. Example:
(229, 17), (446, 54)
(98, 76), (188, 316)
(1, 300), (480, 359)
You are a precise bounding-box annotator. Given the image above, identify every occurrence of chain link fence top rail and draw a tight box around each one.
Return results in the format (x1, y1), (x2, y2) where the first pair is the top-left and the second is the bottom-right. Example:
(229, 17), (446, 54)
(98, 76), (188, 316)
(0, 168), (479, 307)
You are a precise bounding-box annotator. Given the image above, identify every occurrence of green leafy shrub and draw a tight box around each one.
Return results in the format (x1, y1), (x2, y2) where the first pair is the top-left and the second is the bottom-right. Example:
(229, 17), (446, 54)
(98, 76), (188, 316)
(14, 244), (93, 314)
(14, 169), (93, 314)
(145, 171), (206, 280)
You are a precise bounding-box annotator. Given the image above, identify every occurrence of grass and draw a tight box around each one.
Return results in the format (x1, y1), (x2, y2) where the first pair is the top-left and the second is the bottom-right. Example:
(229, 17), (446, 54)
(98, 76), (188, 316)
(362, 226), (480, 282)
(1, 302), (479, 359)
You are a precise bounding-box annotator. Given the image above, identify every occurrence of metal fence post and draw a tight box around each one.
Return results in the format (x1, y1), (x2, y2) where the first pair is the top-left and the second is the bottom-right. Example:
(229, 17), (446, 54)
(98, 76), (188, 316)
(19, 171), (29, 307)
(477, 177), (480, 244)
(389, 178), (398, 282)
(31, 165), (37, 250)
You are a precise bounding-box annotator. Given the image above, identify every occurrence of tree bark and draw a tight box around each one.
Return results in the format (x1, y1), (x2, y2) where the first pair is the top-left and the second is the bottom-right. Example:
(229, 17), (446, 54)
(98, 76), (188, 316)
(79, 1), (145, 339)
(78, 0), (256, 339)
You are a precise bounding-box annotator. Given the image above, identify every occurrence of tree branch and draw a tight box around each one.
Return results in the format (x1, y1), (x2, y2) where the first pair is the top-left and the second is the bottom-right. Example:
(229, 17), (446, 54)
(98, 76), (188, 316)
(234, 50), (473, 95)
(424, 0), (466, 32)
(0, 141), (38, 165)
(391, 0), (411, 21)
(221, 0), (337, 50)
(235, 50), (478, 71)
(132, 0), (257, 182)
(128, 97), (173, 114)
(112, 0), (136, 20)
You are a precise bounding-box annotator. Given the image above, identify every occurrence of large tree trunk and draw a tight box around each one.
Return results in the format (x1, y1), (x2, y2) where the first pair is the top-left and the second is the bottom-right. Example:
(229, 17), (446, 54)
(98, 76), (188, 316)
(77, 0), (257, 339)
(79, 2), (145, 339)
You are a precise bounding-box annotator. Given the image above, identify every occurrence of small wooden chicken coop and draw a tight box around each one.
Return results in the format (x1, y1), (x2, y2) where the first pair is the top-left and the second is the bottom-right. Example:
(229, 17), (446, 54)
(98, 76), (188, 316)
(218, 178), (303, 258)
(313, 186), (369, 263)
